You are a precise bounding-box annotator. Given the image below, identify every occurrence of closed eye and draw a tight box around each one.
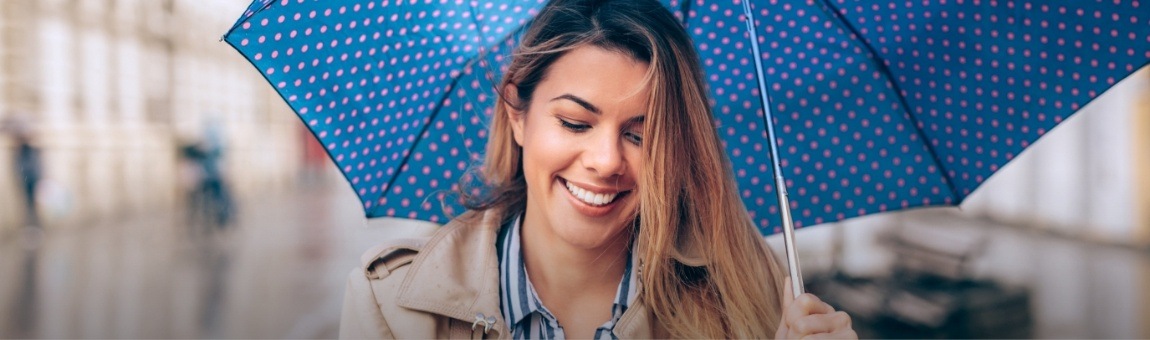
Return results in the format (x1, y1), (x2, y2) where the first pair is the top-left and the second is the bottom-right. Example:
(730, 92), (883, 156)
(558, 118), (590, 132)
(624, 131), (642, 145)
(623, 118), (643, 146)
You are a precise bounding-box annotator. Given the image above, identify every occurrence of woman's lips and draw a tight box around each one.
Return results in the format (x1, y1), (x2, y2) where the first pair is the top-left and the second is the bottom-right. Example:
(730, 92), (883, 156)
(559, 178), (631, 217)
(565, 180), (623, 206)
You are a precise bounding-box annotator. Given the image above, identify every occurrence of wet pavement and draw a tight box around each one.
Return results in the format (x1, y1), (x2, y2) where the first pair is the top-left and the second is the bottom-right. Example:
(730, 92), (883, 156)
(773, 208), (1150, 338)
(1, 177), (1147, 338)
(0, 178), (437, 339)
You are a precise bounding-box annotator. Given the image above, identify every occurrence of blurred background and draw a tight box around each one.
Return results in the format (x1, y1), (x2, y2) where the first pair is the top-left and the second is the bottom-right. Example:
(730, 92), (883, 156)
(0, 0), (1146, 338)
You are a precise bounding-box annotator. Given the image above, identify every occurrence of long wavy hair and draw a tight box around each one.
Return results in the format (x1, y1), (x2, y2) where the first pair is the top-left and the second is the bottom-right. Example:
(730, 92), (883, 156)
(463, 0), (786, 337)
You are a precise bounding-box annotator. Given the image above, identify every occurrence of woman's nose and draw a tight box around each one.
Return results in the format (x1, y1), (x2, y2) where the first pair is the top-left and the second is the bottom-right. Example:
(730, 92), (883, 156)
(582, 132), (626, 177)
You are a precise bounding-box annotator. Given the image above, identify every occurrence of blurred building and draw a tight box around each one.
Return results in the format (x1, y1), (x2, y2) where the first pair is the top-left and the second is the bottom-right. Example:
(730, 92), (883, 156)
(794, 68), (1150, 274)
(0, 0), (304, 229)
(776, 67), (1150, 338)
(965, 67), (1150, 246)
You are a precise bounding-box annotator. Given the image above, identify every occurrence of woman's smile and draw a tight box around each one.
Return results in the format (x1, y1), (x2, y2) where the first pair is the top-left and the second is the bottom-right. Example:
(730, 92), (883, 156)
(559, 177), (632, 216)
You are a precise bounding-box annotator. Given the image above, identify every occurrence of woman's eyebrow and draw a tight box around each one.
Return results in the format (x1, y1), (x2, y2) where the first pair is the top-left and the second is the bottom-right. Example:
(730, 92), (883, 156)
(551, 94), (600, 114)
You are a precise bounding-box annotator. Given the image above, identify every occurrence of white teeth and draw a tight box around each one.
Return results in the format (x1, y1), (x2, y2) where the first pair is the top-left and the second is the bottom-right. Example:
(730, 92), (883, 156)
(565, 181), (620, 206)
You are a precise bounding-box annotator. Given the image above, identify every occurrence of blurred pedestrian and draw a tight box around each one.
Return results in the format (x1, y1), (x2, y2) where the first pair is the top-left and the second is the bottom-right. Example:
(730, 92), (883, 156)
(3, 114), (41, 229)
(178, 121), (235, 231)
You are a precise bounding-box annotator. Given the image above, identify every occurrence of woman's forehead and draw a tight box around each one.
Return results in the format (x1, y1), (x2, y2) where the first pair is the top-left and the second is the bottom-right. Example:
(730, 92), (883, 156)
(534, 46), (651, 115)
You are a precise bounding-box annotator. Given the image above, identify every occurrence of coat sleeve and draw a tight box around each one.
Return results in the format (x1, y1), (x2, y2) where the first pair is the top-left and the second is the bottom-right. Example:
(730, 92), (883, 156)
(339, 268), (395, 339)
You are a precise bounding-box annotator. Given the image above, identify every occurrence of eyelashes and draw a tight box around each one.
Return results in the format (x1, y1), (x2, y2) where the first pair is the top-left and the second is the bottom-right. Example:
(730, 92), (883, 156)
(558, 117), (590, 132)
(623, 131), (642, 145)
(556, 116), (642, 146)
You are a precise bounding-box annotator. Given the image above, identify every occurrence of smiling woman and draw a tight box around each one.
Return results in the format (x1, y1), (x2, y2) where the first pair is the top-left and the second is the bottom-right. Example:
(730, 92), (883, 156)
(509, 45), (646, 255)
(339, 0), (855, 338)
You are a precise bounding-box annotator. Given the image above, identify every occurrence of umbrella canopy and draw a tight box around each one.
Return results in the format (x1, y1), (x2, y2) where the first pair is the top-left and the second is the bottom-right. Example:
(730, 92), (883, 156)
(684, 0), (1150, 234)
(226, 0), (545, 224)
(224, 0), (1150, 233)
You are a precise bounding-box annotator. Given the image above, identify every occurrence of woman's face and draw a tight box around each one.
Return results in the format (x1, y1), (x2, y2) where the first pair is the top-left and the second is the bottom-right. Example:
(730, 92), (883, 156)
(508, 45), (648, 251)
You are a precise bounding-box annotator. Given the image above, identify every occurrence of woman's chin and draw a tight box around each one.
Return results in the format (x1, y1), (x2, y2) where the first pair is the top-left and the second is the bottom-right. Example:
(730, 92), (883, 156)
(548, 212), (635, 251)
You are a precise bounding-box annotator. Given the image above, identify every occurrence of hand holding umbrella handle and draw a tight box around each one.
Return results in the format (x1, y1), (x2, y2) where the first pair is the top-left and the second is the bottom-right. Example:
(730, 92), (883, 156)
(741, 0), (804, 298)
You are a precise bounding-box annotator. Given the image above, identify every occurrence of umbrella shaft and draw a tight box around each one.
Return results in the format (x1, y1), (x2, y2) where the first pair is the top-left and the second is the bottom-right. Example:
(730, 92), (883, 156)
(742, 0), (804, 298)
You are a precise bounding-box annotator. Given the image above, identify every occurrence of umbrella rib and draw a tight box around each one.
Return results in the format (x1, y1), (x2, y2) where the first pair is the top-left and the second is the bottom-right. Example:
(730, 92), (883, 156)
(222, 0), (277, 40)
(677, 0), (693, 26)
(369, 60), (475, 218)
(814, 0), (961, 201)
(369, 4), (535, 218)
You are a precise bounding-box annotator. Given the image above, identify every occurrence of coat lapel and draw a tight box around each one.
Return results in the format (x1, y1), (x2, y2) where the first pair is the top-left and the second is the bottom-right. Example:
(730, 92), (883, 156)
(612, 300), (655, 339)
(394, 209), (510, 338)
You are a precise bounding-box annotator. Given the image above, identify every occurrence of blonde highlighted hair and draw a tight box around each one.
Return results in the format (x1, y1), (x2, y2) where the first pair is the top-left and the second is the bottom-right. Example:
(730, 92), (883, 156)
(464, 0), (786, 337)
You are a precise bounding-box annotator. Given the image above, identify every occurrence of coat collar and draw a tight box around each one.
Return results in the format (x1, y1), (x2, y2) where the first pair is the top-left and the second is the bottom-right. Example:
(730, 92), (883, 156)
(393, 208), (659, 339)
(394, 209), (510, 337)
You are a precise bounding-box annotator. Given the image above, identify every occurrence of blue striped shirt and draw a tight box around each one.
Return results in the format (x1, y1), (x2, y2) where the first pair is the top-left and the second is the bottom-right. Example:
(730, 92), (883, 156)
(497, 214), (639, 339)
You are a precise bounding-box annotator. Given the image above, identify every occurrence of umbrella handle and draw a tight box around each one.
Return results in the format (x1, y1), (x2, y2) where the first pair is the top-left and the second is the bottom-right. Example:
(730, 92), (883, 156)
(778, 191), (805, 298)
(740, 0), (804, 298)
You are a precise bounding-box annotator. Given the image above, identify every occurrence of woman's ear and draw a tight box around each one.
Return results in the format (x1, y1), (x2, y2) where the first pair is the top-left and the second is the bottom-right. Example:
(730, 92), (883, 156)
(503, 84), (526, 147)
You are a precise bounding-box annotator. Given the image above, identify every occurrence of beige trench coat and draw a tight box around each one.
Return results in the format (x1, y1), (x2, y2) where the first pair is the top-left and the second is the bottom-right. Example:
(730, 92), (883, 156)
(339, 208), (670, 339)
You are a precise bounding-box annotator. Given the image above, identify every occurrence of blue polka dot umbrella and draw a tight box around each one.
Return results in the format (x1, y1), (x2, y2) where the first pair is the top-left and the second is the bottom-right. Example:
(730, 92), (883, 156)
(223, 0), (1150, 232)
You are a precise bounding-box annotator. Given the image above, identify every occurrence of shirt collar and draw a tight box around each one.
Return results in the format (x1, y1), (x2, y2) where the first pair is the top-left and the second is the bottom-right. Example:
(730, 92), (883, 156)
(497, 213), (639, 331)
